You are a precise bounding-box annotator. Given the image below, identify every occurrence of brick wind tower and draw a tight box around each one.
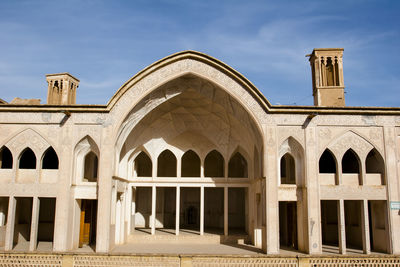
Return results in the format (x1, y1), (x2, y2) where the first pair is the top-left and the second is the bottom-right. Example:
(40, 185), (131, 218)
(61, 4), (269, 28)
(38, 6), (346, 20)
(46, 73), (79, 105)
(308, 48), (345, 107)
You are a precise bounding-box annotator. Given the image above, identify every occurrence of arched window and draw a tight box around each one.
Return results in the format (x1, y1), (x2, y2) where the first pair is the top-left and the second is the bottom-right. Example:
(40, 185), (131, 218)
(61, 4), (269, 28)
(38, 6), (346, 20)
(42, 147), (59, 169)
(134, 151), (152, 177)
(84, 152), (98, 182)
(181, 150), (200, 177)
(228, 152), (248, 178)
(366, 149), (384, 174)
(319, 149), (336, 173)
(280, 153), (295, 184)
(204, 150), (224, 177)
(157, 150), (177, 177)
(0, 146), (12, 169)
(342, 149), (360, 173)
(19, 148), (36, 169)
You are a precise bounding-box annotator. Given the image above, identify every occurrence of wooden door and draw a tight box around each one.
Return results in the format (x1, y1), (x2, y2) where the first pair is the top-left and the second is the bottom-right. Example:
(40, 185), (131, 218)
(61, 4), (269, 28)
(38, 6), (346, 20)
(79, 200), (92, 247)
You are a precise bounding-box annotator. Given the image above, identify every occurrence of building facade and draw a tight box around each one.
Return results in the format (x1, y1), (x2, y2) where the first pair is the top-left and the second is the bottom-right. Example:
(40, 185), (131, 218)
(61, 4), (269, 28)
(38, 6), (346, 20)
(0, 49), (399, 255)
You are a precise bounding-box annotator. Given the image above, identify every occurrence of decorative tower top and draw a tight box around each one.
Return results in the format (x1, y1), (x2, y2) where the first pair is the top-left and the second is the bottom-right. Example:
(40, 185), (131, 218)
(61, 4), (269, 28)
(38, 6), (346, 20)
(46, 73), (79, 105)
(307, 48), (345, 107)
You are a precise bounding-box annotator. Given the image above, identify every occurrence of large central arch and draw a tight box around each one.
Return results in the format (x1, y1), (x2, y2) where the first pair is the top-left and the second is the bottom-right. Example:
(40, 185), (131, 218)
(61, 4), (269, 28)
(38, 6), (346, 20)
(108, 51), (267, 246)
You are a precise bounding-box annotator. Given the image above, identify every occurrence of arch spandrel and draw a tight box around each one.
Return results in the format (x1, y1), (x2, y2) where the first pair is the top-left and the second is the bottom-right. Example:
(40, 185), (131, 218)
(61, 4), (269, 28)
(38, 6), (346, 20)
(109, 52), (269, 148)
(5, 128), (51, 157)
(325, 131), (376, 160)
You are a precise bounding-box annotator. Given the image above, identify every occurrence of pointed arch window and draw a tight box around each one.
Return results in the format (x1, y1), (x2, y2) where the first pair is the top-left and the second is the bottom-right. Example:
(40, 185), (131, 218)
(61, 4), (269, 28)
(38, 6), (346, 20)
(83, 152), (98, 182)
(134, 151), (152, 177)
(0, 146), (12, 169)
(228, 152), (248, 178)
(181, 150), (200, 177)
(342, 149), (360, 173)
(157, 149), (177, 177)
(280, 153), (295, 184)
(319, 149), (337, 173)
(19, 148), (36, 169)
(42, 147), (59, 169)
(204, 150), (224, 177)
(366, 149), (384, 174)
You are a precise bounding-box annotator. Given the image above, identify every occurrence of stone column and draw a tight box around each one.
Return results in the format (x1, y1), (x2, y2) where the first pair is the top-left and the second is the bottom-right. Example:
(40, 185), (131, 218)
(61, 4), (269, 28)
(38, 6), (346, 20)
(151, 185), (156, 235)
(4, 196), (16, 251)
(338, 199), (346, 254)
(304, 125), (322, 254)
(224, 186), (228, 236)
(361, 199), (371, 254)
(29, 197), (40, 251)
(175, 186), (180, 235)
(383, 126), (400, 254)
(263, 126), (279, 254)
(360, 160), (366, 186)
(200, 186), (204, 235)
(131, 187), (136, 234)
(126, 186), (132, 235)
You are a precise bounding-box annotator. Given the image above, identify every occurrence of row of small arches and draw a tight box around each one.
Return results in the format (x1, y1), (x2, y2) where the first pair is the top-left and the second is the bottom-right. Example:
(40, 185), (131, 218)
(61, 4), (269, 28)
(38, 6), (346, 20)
(0, 146), (59, 170)
(133, 149), (248, 178)
(318, 148), (384, 174)
(280, 147), (384, 185)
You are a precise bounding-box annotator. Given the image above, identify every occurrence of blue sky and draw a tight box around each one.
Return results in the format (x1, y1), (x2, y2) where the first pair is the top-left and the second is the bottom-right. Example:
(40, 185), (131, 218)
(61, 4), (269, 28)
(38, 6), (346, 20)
(0, 0), (399, 106)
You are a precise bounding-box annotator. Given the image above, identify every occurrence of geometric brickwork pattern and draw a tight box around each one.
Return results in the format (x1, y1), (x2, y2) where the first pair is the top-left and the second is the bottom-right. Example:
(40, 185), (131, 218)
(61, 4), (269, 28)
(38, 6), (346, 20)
(309, 257), (400, 267)
(0, 254), (399, 267)
(191, 257), (298, 267)
(73, 255), (180, 267)
(0, 254), (62, 267)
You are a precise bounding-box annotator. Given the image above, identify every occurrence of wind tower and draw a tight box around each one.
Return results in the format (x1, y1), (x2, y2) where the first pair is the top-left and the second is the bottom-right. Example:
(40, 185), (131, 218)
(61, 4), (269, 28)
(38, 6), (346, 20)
(308, 48), (345, 107)
(46, 73), (79, 105)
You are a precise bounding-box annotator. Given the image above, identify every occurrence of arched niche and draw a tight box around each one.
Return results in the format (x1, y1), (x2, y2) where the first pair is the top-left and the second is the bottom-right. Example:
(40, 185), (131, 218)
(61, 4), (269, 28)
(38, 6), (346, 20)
(74, 136), (100, 184)
(0, 146), (12, 169)
(280, 153), (295, 185)
(134, 151), (152, 177)
(365, 148), (385, 185)
(278, 137), (304, 186)
(42, 147), (59, 169)
(157, 149), (177, 177)
(19, 148), (36, 169)
(204, 150), (224, 177)
(181, 150), (200, 177)
(366, 149), (384, 174)
(228, 152), (248, 178)
(84, 152), (98, 182)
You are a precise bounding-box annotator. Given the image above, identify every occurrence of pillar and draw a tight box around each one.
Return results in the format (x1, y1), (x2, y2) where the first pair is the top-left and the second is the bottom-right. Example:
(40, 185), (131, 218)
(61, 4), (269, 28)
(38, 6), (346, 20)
(263, 126), (279, 254)
(151, 185), (156, 235)
(200, 186), (204, 235)
(224, 186), (228, 236)
(95, 141), (114, 252)
(4, 196), (16, 251)
(176, 186), (180, 235)
(131, 187), (136, 234)
(361, 199), (371, 254)
(338, 199), (346, 254)
(383, 126), (400, 253)
(29, 197), (40, 251)
(304, 124), (322, 253)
